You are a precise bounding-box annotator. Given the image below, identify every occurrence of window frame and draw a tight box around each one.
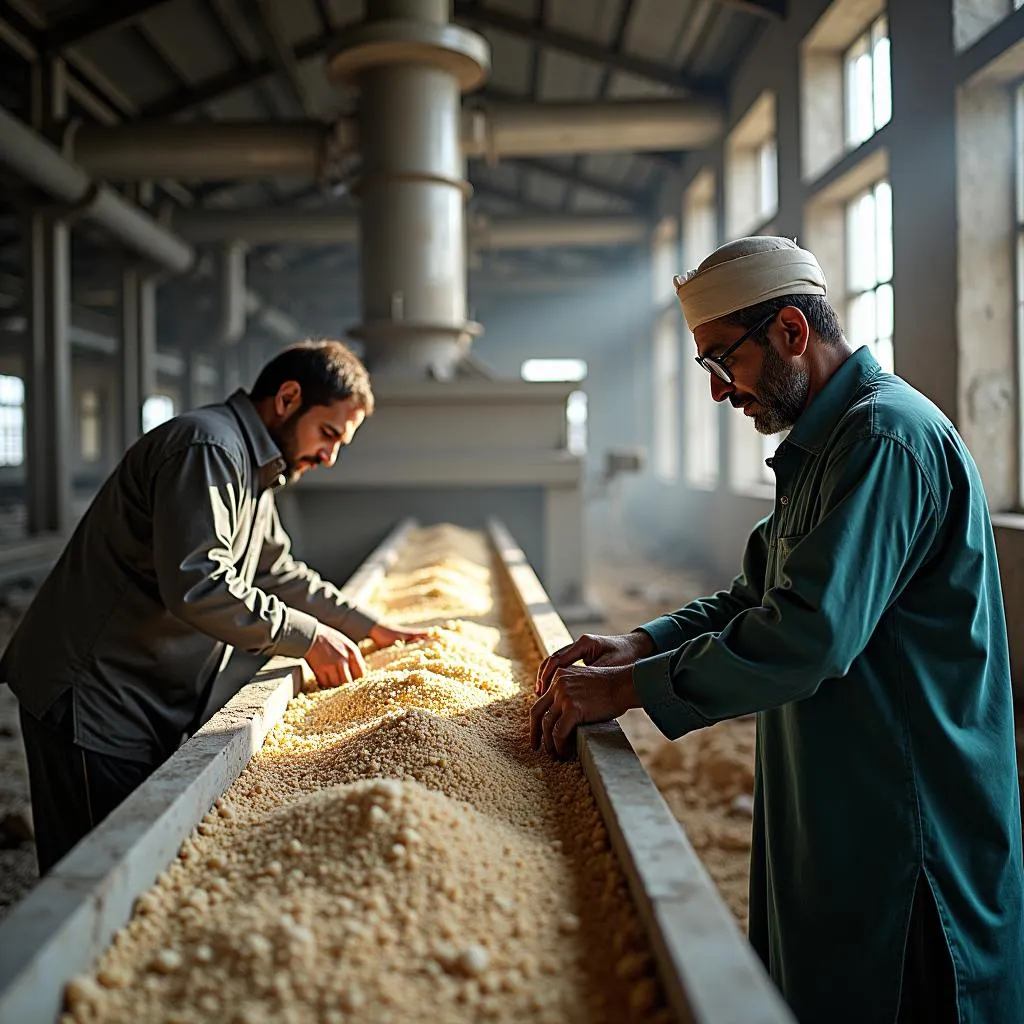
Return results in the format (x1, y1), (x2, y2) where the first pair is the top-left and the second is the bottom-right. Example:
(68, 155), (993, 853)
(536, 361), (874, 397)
(843, 14), (892, 151)
(0, 375), (25, 469)
(1014, 80), (1024, 508)
(844, 178), (894, 373)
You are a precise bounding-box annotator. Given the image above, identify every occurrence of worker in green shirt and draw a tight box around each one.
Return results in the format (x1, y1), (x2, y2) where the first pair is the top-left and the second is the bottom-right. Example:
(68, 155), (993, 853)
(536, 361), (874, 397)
(531, 237), (1024, 1023)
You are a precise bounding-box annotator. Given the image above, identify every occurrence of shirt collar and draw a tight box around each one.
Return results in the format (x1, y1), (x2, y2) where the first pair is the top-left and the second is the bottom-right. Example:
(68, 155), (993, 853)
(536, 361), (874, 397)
(225, 390), (288, 490)
(784, 347), (883, 454)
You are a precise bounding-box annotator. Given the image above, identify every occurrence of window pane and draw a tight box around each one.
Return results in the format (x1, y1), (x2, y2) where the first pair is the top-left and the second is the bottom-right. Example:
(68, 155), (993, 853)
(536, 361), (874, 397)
(874, 181), (893, 283)
(684, 344), (719, 488)
(872, 23), (892, 131)
(845, 36), (873, 147)
(0, 375), (25, 467)
(566, 391), (587, 456)
(1017, 84), (1024, 223)
(876, 282), (894, 342)
(848, 290), (877, 347)
(142, 395), (175, 434)
(521, 359), (588, 382)
(757, 139), (778, 221)
(847, 190), (878, 292)
(653, 311), (680, 482)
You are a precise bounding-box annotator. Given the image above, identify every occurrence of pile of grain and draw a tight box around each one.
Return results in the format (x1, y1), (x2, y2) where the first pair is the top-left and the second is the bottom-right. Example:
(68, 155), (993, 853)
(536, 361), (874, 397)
(64, 525), (666, 1024)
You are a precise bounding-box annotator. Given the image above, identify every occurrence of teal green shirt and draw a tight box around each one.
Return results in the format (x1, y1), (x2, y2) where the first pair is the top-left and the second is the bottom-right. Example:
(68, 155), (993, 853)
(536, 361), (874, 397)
(634, 348), (1024, 1023)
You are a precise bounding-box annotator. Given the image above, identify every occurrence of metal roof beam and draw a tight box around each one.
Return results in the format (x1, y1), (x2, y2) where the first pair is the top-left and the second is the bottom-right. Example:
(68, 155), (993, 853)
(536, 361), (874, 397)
(452, 1), (724, 97)
(41, 0), (175, 50)
(242, 0), (317, 117)
(713, 0), (785, 19)
(490, 157), (648, 208)
(142, 30), (331, 118)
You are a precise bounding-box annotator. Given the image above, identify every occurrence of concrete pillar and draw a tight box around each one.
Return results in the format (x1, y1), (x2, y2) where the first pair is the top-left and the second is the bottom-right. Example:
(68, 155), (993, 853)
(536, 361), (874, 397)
(329, 0), (490, 378)
(888, 0), (958, 419)
(25, 56), (71, 536)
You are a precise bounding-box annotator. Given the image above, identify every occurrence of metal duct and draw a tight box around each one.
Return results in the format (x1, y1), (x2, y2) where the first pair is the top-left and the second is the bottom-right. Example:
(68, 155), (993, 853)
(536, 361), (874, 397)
(328, 0), (490, 378)
(69, 100), (722, 182)
(464, 100), (723, 158)
(0, 106), (194, 274)
(171, 209), (645, 249)
(473, 215), (647, 250)
(69, 121), (353, 182)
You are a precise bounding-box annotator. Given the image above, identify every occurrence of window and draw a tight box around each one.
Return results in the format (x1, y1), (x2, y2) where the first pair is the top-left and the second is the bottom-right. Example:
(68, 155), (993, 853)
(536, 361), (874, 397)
(846, 180), (894, 373)
(844, 16), (891, 149)
(566, 391), (588, 456)
(80, 389), (101, 462)
(1016, 83), (1024, 506)
(683, 171), (720, 489)
(521, 359), (587, 382)
(725, 92), (777, 238)
(652, 218), (680, 482)
(755, 138), (779, 225)
(520, 360), (588, 457)
(0, 375), (24, 467)
(142, 394), (175, 433)
(653, 310), (680, 481)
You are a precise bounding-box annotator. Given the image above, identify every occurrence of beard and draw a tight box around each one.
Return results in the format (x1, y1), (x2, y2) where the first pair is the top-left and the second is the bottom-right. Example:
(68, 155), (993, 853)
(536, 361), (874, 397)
(750, 343), (810, 435)
(268, 414), (307, 484)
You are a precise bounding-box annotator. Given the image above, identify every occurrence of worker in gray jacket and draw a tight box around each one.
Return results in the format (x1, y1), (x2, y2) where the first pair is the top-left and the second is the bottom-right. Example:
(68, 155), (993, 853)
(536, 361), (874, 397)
(3, 339), (422, 875)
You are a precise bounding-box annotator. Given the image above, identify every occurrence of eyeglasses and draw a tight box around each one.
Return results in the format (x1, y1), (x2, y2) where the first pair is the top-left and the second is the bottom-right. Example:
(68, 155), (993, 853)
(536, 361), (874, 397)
(694, 312), (778, 384)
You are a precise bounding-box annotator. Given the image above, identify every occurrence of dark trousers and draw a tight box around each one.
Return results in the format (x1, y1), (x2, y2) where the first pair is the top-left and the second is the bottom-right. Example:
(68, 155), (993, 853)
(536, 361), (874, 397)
(19, 704), (157, 876)
(897, 872), (960, 1023)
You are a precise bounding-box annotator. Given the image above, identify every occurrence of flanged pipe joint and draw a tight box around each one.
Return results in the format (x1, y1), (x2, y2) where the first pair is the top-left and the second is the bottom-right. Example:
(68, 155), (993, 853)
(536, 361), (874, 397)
(328, 0), (490, 380)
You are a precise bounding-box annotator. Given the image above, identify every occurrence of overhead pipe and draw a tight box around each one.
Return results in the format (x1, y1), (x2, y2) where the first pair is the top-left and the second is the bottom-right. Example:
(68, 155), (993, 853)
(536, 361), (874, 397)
(68, 121), (355, 182)
(0, 110), (305, 346)
(470, 215), (647, 250)
(0, 105), (194, 275)
(171, 208), (646, 249)
(69, 99), (724, 181)
(462, 100), (724, 159)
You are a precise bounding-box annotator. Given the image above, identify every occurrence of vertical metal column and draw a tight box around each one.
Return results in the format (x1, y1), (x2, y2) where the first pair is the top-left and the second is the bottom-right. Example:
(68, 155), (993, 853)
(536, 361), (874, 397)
(329, 0), (490, 378)
(25, 57), (72, 536)
(121, 183), (159, 446)
(121, 263), (141, 446)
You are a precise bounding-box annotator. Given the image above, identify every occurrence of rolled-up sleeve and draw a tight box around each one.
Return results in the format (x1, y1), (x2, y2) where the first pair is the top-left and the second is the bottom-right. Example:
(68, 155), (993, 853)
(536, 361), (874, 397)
(252, 500), (377, 642)
(633, 437), (938, 739)
(151, 444), (318, 659)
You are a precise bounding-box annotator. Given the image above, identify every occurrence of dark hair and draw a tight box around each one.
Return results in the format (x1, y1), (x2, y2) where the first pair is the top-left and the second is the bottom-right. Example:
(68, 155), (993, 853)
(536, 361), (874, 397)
(720, 293), (845, 348)
(250, 340), (374, 415)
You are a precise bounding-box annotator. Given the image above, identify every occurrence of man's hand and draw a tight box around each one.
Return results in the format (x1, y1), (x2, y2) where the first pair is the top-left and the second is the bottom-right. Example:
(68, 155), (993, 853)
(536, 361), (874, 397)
(530, 662), (641, 760)
(536, 631), (655, 695)
(305, 623), (367, 689)
(368, 623), (430, 649)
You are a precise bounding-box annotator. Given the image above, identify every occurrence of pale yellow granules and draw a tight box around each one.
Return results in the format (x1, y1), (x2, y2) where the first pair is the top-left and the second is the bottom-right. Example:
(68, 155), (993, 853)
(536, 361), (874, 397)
(63, 526), (667, 1024)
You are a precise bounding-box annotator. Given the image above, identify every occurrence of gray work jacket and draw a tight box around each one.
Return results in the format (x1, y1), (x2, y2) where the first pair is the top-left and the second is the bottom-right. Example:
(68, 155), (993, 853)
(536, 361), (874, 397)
(1, 390), (376, 763)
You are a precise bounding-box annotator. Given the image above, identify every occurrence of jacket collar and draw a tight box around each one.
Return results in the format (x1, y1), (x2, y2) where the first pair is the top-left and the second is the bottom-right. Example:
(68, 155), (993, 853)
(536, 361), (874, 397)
(785, 347), (883, 455)
(226, 390), (287, 490)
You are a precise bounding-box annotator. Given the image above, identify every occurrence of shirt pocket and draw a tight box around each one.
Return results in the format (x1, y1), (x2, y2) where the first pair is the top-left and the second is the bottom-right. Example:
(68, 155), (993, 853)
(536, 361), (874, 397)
(771, 534), (806, 590)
